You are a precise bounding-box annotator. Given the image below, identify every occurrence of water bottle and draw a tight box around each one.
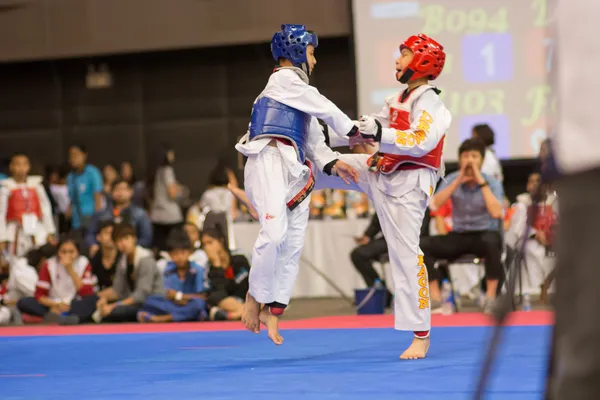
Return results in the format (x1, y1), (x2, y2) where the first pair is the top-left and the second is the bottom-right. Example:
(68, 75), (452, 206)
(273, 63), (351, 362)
(441, 279), (454, 315)
(522, 294), (532, 311)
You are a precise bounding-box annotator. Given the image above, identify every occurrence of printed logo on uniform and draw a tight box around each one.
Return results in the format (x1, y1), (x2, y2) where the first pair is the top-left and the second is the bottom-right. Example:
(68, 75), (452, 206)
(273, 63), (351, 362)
(265, 214), (276, 220)
(417, 255), (430, 309)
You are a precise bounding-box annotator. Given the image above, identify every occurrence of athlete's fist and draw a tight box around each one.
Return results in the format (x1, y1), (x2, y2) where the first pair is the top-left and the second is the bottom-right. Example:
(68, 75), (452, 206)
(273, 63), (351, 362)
(358, 116), (382, 142)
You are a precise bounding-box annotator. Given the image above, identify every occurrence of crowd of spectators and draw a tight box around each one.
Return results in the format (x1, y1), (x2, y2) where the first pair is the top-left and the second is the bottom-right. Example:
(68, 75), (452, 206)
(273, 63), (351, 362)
(348, 127), (557, 314)
(0, 123), (556, 325)
(0, 144), (251, 325)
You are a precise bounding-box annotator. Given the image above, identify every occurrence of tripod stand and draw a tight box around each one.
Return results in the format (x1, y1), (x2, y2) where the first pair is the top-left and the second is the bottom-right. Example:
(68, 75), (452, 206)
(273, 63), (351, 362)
(472, 193), (542, 399)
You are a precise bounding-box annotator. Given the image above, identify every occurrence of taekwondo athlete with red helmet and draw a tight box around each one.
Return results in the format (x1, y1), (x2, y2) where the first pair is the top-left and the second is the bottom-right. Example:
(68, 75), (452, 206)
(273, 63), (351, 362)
(315, 33), (452, 359)
(235, 24), (363, 345)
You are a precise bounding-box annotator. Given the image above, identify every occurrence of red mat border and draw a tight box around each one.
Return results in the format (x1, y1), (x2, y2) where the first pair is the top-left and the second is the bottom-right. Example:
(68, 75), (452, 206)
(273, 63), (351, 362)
(0, 311), (552, 337)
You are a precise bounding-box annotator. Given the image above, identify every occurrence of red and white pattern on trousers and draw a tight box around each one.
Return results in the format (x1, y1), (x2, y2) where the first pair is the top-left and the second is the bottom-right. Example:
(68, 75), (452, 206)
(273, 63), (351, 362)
(35, 256), (95, 301)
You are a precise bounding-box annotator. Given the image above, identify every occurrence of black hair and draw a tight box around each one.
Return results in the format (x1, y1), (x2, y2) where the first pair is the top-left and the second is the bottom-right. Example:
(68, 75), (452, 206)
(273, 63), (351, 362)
(112, 223), (136, 242)
(111, 178), (131, 191)
(69, 144), (87, 154)
(25, 244), (57, 269)
(166, 227), (193, 251)
(146, 145), (174, 201)
(120, 161), (137, 183)
(57, 234), (81, 254)
(97, 220), (114, 234)
(458, 138), (486, 159)
(58, 163), (71, 179)
(200, 228), (230, 257)
(472, 124), (495, 147)
(208, 166), (230, 187)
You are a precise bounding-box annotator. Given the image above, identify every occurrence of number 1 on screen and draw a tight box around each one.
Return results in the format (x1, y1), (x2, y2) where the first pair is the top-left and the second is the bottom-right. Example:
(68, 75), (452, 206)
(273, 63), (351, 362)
(480, 42), (495, 77)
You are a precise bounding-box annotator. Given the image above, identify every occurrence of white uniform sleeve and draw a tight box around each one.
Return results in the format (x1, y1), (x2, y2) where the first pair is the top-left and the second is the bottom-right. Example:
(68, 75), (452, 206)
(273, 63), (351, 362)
(378, 91), (451, 157)
(261, 70), (356, 139)
(305, 117), (340, 172)
(370, 95), (394, 128)
(36, 184), (56, 236)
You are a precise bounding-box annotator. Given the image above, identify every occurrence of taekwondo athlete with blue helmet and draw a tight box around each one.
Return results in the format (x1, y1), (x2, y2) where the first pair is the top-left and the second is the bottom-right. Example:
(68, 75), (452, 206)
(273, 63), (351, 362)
(235, 24), (364, 344)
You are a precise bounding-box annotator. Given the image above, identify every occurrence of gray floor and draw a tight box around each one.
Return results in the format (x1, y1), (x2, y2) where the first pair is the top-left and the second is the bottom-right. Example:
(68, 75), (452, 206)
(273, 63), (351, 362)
(283, 296), (549, 320)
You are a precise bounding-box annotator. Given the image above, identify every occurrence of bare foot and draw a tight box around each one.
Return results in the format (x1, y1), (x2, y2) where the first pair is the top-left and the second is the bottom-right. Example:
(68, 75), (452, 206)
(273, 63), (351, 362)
(241, 292), (260, 333)
(399, 337), (430, 360)
(259, 307), (284, 345)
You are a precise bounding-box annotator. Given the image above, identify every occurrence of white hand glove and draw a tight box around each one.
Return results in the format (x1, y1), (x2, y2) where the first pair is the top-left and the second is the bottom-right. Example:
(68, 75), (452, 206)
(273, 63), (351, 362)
(358, 116), (381, 141)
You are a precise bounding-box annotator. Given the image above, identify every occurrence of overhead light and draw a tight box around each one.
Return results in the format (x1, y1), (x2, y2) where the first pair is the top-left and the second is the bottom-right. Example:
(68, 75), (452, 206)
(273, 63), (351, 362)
(86, 64), (113, 89)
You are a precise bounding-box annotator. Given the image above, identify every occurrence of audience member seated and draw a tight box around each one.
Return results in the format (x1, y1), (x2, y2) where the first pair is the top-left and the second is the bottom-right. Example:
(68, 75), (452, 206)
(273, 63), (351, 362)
(505, 181), (558, 296)
(0, 153), (57, 259)
(0, 245), (56, 324)
(120, 162), (147, 209)
(202, 229), (249, 321)
(137, 229), (208, 323)
(17, 236), (97, 325)
(183, 223), (208, 266)
(89, 221), (120, 291)
(66, 145), (104, 237)
(101, 164), (119, 208)
(515, 172), (542, 207)
(472, 124), (504, 183)
(187, 164), (239, 227)
(94, 224), (163, 323)
(349, 214), (392, 307)
(420, 139), (504, 314)
(156, 222), (208, 273)
(85, 179), (153, 255)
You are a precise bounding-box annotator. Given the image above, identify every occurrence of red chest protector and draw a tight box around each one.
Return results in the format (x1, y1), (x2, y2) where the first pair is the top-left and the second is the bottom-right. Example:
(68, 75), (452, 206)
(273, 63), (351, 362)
(368, 85), (445, 174)
(6, 186), (42, 223)
(532, 203), (557, 245)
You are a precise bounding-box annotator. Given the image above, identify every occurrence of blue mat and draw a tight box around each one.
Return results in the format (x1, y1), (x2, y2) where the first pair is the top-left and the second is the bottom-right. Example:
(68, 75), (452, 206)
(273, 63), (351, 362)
(1, 326), (550, 400)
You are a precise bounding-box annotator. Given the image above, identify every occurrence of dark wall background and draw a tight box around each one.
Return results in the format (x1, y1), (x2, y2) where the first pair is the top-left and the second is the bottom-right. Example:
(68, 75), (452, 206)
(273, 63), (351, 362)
(0, 0), (537, 200)
(0, 0), (351, 62)
(0, 37), (358, 197)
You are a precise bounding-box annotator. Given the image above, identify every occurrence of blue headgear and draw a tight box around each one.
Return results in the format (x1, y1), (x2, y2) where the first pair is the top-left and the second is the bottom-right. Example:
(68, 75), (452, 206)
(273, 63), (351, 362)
(271, 24), (318, 75)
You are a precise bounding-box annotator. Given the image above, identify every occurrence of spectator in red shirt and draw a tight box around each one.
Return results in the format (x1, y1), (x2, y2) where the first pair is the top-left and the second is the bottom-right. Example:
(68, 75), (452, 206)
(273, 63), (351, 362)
(17, 235), (97, 325)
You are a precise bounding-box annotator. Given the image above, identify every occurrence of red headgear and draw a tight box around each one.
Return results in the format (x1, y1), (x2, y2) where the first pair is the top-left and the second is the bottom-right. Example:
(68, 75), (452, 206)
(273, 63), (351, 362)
(398, 33), (446, 83)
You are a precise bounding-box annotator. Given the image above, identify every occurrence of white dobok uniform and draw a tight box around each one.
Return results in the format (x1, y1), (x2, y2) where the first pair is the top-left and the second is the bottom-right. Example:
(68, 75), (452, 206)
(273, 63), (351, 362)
(0, 176), (55, 259)
(505, 193), (558, 295)
(315, 85), (451, 332)
(235, 67), (354, 307)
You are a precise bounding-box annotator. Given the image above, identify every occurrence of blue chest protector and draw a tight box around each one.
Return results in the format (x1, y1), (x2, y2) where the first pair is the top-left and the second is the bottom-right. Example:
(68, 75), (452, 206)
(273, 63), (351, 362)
(248, 97), (310, 162)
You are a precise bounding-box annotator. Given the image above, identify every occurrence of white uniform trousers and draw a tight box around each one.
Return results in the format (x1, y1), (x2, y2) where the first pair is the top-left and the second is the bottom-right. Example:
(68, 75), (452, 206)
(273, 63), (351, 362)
(244, 146), (310, 306)
(315, 154), (431, 332)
